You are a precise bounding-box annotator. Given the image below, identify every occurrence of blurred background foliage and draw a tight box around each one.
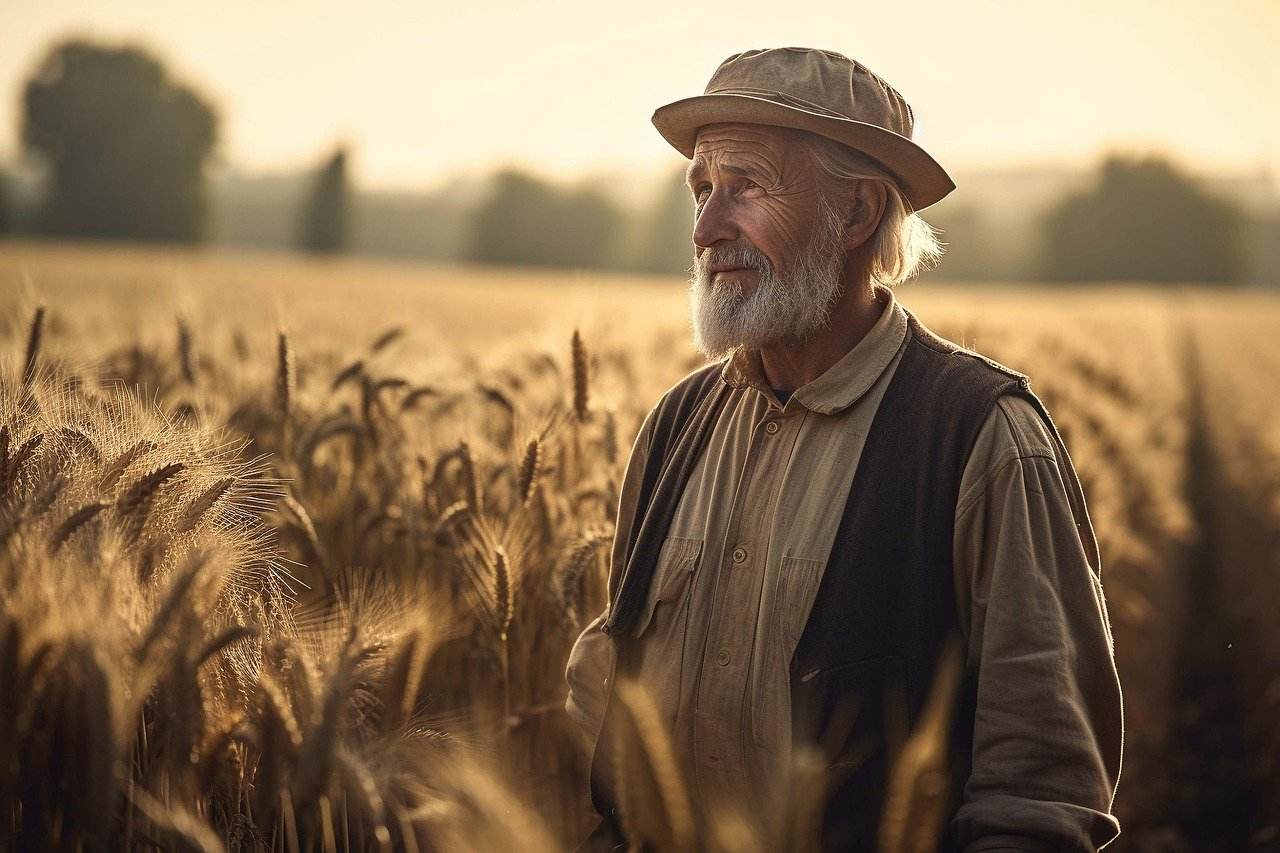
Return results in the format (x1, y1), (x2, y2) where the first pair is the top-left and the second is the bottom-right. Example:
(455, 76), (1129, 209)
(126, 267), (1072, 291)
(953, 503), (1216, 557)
(1039, 155), (1247, 284)
(0, 35), (1277, 285)
(19, 39), (217, 243)
(471, 169), (624, 269)
(296, 145), (351, 255)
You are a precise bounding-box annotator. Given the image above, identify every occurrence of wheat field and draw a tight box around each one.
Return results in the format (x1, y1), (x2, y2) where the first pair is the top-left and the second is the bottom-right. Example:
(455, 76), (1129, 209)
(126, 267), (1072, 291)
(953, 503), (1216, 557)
(1, 241), (1277, 852)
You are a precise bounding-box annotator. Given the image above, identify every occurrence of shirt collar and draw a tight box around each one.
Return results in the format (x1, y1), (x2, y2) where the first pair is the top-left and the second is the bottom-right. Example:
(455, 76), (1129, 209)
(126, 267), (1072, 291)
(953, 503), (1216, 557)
(719, 283), (909, 415)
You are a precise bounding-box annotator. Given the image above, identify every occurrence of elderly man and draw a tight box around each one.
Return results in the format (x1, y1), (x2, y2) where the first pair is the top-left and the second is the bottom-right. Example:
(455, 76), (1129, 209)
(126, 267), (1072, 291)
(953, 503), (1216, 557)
(565, 47), (1122, 851)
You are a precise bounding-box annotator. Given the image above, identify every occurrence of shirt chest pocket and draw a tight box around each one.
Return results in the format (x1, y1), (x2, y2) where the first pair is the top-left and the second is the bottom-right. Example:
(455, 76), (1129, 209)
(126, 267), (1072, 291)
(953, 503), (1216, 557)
(752, 554), (826, 750)
(631, 536), (702, 640)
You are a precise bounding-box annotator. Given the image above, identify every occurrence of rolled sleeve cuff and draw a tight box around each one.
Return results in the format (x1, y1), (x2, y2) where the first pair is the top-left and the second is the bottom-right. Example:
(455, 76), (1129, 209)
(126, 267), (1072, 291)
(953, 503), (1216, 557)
(954, 794), (1120, 852)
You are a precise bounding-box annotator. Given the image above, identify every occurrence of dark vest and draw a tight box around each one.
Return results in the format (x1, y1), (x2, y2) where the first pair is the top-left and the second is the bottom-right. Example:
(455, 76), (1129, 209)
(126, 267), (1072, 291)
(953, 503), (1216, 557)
(587, 309), (1062, 851)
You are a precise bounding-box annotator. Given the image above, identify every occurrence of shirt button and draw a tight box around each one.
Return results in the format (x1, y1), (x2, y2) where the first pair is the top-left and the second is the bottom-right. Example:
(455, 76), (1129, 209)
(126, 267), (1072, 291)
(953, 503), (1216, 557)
(716, 649), (731, 666)
(764, 421), (780, 435)
(731, 546), (748, 564)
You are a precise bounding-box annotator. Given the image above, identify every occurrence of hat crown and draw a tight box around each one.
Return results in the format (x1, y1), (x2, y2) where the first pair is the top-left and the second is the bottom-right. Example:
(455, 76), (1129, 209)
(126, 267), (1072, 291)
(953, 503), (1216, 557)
(650, 46), (954, 210)
(704, 47), (915, 140)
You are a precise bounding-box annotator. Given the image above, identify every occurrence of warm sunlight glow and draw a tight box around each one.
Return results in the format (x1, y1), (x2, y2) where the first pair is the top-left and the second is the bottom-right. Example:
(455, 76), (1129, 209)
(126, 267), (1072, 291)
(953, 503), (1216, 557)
(2, 0), (1278, 189)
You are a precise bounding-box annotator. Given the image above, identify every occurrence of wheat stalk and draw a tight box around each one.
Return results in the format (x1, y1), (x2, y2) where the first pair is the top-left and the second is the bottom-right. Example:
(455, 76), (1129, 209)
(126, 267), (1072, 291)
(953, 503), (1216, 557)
(374, 376), (410, 395)
(336, 746), (391, 844)
(276, 330), (297, 457)
(115, 462), (185, 542)
(558, 529), (611, 624)
(603, 409), (619, 466)
(458, 441), (481, 514)
(399, 385), (439, 412)
(129, 785), (225, 853)
(878, 640), (964, 853)
(99, 440), (157, 492)
(177, 314), (196, 385)
(493, 546), (513, 643)
(48, 502), (107, 553)
(181, 477), (235, 532)
(432, 500), (470, 545)
(382, 627), (436, 732)
(280, 490), (328, 573)
(331, 358), (365, 391)
(22, 305), (45, 387)
(1, 432), (44, 497)
(611, 678), (695, 851)
(517, 438), (541, 505)
(259, 669), (304, 749)
(30, 472), (66, 516)
(134, 552), (208, 666)
(59, 426), (101, 464)
(478, 384), (515, 417)
(571, 329), (589, 422)
(369, 326), (405, 353)
(277, 331), (295, 420)
(194, 623), (259, 668)
(295, 625), (363, 809)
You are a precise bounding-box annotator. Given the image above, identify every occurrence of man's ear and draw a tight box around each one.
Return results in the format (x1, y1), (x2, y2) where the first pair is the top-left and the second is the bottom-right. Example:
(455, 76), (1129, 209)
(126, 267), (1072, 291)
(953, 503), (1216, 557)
(843, 179), (887, 250)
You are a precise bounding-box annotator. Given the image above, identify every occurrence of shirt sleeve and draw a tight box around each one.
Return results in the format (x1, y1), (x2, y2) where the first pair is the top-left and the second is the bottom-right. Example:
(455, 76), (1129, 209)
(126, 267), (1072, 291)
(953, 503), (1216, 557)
(950, 393), (1124, 852)
(564, 402), (658, 754)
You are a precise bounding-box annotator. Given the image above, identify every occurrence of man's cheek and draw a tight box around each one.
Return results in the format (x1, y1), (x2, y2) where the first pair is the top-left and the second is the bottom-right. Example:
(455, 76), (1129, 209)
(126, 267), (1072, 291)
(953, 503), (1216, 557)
(759, 207), (811, 258)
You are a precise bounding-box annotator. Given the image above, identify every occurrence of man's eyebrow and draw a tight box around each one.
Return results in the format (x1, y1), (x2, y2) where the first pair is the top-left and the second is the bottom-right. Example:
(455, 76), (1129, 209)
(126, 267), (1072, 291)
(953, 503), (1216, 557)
(685, 160), (757, 187)
(685, 160), (704, 188)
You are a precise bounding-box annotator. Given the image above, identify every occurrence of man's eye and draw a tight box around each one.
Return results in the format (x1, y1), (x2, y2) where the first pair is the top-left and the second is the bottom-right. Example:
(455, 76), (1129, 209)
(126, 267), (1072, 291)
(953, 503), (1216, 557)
(694, 185), (711, 201)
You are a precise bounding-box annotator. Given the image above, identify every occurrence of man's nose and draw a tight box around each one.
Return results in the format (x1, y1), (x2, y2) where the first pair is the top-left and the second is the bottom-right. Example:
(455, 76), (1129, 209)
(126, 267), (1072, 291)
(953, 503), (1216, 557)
(692, 190), (738, 250)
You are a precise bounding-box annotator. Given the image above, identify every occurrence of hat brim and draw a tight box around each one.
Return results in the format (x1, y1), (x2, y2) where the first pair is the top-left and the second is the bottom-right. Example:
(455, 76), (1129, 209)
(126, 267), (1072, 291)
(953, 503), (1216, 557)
(652, 93), (955, 211)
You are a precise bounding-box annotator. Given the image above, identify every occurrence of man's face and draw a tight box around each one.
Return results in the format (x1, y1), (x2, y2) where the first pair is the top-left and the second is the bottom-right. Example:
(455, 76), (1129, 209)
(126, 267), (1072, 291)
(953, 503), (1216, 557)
(686, 123), (850, 359)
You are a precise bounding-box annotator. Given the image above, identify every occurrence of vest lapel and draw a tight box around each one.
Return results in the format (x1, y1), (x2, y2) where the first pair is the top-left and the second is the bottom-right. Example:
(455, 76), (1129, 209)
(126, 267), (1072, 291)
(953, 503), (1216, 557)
(602, 365), (730, 638)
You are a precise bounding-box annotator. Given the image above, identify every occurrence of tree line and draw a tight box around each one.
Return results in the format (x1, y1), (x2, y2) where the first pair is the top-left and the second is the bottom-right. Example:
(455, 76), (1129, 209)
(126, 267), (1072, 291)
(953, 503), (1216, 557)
(1, 37), (1273, 285)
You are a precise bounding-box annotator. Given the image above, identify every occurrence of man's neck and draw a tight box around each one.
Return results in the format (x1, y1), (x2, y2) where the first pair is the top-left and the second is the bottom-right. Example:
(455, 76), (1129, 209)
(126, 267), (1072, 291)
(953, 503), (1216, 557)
(759, 281), (884, 394)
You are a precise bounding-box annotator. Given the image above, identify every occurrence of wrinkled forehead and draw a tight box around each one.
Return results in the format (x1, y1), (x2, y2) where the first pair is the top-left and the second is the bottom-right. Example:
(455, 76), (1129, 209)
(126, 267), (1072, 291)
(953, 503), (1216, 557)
(688, 123), (809, 180)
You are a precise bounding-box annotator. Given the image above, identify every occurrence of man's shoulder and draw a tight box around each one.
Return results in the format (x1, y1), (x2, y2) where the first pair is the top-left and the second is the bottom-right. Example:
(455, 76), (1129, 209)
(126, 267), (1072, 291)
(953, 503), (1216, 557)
(991, 393), (1058, 460)
(905, 311), (1031, 392)
(900, 310), (1066, 464)
(956, 392), (1065, 518)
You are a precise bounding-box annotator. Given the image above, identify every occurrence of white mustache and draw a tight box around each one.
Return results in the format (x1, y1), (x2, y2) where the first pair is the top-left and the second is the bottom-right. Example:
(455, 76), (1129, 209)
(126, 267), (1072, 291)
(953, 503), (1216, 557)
(695, 244), (772, 282)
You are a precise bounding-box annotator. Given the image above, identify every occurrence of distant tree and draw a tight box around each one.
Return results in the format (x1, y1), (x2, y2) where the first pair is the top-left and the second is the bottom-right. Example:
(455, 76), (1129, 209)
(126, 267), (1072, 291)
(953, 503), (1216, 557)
(21, 39), (218, 243)
(0, 170), (9, 235)
(1038, 154), (1246, 284)
(1247, 208), (1280, 288)
(636, 165), (696, 274)
(471, 170), (558, 266)
(471, 169), (623, 269)
(297, 146), (351, 254)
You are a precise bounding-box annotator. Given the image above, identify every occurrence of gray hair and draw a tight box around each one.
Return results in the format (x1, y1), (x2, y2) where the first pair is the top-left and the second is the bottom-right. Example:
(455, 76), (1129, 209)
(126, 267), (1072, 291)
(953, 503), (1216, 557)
(801, 132), (945, 287)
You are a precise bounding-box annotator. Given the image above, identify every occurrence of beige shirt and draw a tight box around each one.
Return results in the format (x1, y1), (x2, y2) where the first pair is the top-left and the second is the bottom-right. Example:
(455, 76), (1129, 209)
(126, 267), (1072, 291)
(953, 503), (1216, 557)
(566, 284), (1123, 849)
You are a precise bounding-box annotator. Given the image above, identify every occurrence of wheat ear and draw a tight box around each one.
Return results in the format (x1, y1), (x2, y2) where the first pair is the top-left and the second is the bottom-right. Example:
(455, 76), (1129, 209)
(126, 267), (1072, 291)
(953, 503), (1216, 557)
(22, 305), (45, 387)
(48, 502), (107, 553)
(571, 329), (589, 422)
(176, 315), (196, 384)
(517, 438), (541, 505)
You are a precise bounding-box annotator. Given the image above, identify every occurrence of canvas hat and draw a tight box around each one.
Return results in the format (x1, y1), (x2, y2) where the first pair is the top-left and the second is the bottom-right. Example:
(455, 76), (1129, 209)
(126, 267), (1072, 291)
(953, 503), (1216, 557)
(652, 47), (955, 211)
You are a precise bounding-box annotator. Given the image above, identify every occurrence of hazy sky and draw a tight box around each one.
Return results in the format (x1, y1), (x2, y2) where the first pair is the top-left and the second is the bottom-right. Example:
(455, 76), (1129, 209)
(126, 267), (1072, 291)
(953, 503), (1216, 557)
(2, 0), (1278, 191)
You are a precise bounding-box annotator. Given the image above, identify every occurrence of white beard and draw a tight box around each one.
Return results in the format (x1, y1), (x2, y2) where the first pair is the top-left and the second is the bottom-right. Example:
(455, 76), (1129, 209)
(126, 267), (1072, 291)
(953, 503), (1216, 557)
(688, 203), (848, 360)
